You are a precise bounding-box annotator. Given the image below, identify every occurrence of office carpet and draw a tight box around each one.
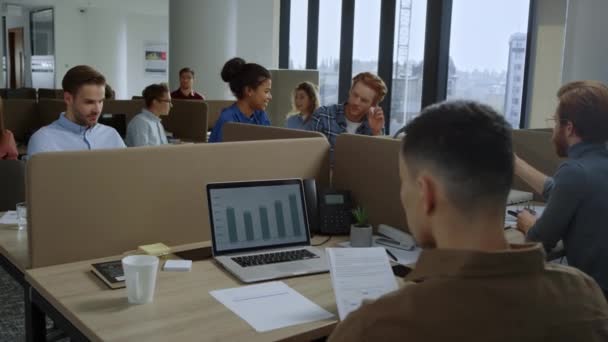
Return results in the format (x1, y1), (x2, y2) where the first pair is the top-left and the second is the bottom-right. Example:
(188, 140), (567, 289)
(0, 267), (69, 342)
(0, 265), (25, 341)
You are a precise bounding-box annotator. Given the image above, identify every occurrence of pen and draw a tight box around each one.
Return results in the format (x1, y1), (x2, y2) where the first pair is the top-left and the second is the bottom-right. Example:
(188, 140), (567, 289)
(385, 249), (398, 262)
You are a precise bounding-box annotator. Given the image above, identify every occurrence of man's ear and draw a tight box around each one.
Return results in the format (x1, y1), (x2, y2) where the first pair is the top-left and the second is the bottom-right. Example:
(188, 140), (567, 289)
(417, 174), (436, 215)
(564, 121), (577, 138)
(64, 91), (73, 106)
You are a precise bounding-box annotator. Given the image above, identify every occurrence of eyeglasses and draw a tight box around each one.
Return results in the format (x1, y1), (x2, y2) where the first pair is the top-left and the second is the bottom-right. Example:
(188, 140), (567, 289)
(157, 99), (172, 104)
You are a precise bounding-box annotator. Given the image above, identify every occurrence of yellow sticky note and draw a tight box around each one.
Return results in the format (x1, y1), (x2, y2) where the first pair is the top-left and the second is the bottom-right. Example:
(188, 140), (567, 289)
(137, 243), (171, 256)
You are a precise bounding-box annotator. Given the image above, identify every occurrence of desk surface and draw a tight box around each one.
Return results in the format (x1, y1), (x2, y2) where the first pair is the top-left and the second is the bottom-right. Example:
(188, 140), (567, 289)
(25, 238), (345, 342)
(0, 214), (30, 271)
(24, 230), (530, 342)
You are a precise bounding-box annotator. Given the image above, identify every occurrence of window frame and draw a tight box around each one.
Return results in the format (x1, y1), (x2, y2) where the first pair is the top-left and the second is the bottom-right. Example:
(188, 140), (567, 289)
(279, 0), (536, 130)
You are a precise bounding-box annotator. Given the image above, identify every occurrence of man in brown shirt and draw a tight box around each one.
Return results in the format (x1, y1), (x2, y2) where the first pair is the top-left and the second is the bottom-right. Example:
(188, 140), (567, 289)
(329, 100), (608, 342)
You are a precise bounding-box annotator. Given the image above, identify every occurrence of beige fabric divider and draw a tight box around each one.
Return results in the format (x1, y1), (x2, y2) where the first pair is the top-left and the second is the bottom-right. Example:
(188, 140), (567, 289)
(162, 100), (208, 142)
(205, 100), (234, 129)
(512, 129), (562, 198)
(27, 138), (330, 267)
(332, 134), (408, 232)
(37, 88), (64, 99)
(223, 122), (325, 142)
(102, 99), (145, 123)
(36, 99), (66, 127)
(3, 100), (38, 143)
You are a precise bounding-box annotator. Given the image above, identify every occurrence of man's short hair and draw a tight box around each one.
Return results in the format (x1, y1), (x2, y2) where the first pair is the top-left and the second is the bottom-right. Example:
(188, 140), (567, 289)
(179, 67), (195, 77)
(401, 100), (513, 212)
(351, 72), (387, 105)
(556, 80), (608, 143)
(62, 65), (106, 96)
(142, 83), (169, 108)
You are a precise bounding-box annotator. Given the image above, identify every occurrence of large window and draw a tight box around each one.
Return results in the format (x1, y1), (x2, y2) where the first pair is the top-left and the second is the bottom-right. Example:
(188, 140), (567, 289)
(389, 0), (427, 135)
(288, 0), (308, 69)
(280, 0), (533, 130)
(447, 0), (530, 128)
(317, 0), (342, 105)
(351, 0), (381, 77)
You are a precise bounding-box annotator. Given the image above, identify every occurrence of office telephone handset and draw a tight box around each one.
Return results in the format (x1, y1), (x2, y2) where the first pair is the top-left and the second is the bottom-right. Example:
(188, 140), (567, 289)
(375, 224), (417, 251)
(303, 179), (353, 235)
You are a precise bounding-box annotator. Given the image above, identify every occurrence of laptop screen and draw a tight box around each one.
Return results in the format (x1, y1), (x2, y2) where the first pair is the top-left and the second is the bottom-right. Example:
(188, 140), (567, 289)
(207, 179), (311, 255)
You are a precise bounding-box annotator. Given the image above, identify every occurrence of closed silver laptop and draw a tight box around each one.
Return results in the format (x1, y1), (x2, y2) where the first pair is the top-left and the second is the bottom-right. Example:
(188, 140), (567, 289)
(207, 179), (328, 283)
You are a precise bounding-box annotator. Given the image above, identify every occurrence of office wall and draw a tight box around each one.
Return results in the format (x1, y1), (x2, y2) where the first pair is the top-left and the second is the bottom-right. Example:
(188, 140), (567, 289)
(561, 0), (608, 84)
(236, 0), (280, 70)
(53, 0), (169, 99)
(126, 13), (170, 98)
(169, 0), (280, 100)
(525, 0), (567, 129)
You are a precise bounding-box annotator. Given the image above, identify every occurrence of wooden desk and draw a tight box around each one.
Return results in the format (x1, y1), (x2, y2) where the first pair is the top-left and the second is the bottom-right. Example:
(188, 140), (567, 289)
(0, 213), (30, 281)
(21, 229), (558, 342)
(25, 238), (343, 342)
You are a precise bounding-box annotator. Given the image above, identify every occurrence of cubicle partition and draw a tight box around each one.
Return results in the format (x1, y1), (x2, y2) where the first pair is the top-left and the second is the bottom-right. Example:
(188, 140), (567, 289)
(36, 99), (67, 127)
(512, 129), (562, 197)
(101, 99), (144, 123)
(27, 137), (330, 267)
(332, 134), (407, 233)
(223, 122), (325, 142)
(205, 100), (233, 129)
(3, 100), (38, 143)
(162, 100), (208, 142)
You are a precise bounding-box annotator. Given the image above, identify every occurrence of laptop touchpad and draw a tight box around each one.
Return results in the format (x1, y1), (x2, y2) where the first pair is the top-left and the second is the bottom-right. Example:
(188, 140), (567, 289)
(276, 263), (311, 272)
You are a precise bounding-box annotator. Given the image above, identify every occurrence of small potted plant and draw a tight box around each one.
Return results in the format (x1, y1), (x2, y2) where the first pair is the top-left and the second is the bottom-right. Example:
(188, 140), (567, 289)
(350, 207), (373, 247)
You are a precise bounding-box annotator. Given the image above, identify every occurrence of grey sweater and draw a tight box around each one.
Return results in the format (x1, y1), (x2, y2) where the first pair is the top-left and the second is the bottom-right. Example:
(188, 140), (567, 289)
(528, 142), (608, 292)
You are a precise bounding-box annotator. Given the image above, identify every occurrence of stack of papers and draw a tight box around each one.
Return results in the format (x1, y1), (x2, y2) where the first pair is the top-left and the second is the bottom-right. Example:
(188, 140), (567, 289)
(210, 281), (334, 332)
(0, 211), (18, 225)
(327, 247), (399, 320)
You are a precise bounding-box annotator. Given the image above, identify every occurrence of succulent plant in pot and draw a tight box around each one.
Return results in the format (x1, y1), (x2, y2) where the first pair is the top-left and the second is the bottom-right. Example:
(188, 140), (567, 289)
(350, 206), (372, 247)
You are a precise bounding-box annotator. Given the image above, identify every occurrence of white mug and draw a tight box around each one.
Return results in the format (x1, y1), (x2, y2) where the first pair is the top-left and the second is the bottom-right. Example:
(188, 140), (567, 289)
(122, 255), (159, 304)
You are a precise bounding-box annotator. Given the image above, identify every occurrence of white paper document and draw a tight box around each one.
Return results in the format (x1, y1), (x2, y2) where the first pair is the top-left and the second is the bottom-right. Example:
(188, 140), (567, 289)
(0, 211), (18, 225)
(210, 281), (334, 332)
(327, 247), (399, 320)
(337, 237), (422, 265)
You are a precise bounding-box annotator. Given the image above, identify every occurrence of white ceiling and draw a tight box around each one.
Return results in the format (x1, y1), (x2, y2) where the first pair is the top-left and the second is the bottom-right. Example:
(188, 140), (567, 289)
(4, 0), (168, 16)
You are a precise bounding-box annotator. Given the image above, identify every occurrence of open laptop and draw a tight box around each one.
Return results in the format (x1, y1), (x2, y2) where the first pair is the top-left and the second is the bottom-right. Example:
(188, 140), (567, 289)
(207, 179), (328, 283)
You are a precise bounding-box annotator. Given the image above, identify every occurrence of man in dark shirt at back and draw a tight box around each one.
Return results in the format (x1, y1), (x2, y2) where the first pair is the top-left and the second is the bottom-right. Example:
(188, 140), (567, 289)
(516, 80), (608, 300)
(171, 67), (205, 100)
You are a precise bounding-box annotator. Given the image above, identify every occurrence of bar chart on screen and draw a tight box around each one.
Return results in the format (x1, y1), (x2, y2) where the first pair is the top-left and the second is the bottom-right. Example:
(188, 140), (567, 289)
(209, 184), (308, 251)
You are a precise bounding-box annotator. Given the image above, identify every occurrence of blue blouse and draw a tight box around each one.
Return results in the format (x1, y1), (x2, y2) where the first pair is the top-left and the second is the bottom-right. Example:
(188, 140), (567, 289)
(208, 103), (271, 142)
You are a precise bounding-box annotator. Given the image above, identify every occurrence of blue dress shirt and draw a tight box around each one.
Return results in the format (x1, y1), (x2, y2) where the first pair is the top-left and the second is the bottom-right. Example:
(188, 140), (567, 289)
(208, 103), (271, 142)
(285, 113), (313, 131)
(125, 109), (169, 147)
(27, 113), (126, 156)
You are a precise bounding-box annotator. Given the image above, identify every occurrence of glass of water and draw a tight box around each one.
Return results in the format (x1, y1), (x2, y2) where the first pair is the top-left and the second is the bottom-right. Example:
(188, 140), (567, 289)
(16, 202), (27, 231)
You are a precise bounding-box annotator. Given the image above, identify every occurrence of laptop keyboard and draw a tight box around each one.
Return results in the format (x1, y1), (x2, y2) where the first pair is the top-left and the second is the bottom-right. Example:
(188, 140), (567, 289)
(232, 249), (319, 267)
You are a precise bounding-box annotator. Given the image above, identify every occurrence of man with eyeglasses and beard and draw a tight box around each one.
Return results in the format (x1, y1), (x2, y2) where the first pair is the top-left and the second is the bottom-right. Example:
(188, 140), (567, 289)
(516, 80), (608, 301)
